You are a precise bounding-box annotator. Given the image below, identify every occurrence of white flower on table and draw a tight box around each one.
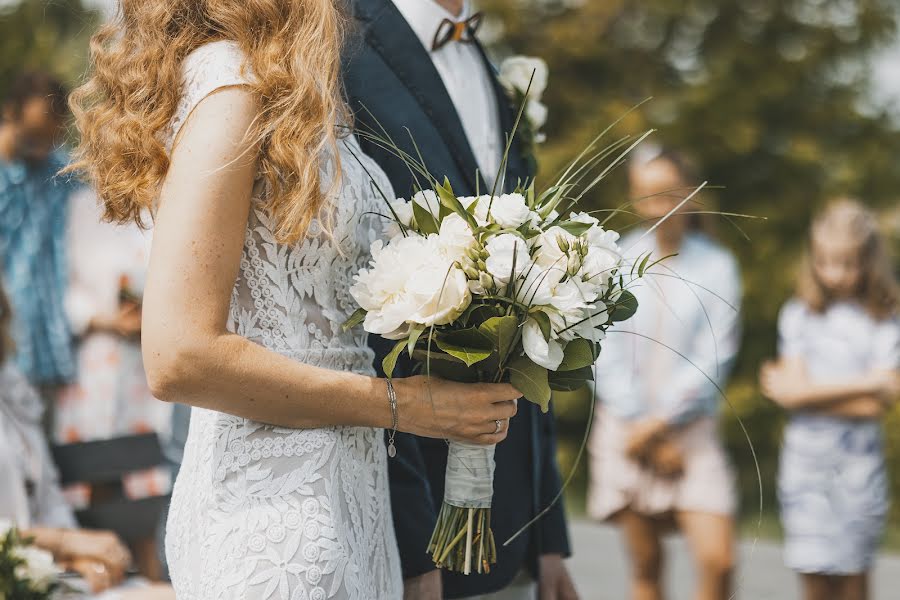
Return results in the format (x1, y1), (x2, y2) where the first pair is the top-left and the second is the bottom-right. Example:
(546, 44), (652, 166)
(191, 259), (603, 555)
(13, 546), (60, 592)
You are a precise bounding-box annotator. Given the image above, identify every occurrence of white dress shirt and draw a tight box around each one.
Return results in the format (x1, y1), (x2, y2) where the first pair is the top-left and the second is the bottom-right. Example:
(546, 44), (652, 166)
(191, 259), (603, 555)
(594, 230), (743, 425)
(391, 0), (503, 188)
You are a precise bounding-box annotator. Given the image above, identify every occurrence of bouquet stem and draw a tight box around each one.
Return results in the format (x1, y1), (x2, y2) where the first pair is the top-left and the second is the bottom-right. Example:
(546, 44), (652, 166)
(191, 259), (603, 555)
(428, 504), (496, 574)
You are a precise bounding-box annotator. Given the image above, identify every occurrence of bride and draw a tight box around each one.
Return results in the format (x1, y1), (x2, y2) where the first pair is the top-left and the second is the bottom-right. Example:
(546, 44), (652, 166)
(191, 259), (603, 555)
(68, 1), (521, 598)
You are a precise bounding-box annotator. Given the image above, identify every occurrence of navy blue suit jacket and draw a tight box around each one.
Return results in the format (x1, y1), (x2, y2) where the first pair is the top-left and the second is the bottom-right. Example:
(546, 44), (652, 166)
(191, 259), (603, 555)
(342, 1), (571, 596)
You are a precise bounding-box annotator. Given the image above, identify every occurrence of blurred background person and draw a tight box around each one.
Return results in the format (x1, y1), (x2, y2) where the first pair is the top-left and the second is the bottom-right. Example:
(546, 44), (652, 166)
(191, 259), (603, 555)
(761, 200), (900, 600)
(0, 70), (77, 430)
(588, 147), (743, 600)
(56, 187), (170, 500)
(0, 274), (133, 594)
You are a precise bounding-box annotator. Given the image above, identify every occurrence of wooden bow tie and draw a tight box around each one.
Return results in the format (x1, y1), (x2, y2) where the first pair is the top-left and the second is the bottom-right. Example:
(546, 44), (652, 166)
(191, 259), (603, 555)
(431, 12), (484, 51)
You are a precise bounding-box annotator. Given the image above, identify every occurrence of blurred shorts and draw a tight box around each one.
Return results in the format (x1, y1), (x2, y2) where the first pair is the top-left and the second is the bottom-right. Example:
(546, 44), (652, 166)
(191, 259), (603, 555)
(587, 409), (737, 521)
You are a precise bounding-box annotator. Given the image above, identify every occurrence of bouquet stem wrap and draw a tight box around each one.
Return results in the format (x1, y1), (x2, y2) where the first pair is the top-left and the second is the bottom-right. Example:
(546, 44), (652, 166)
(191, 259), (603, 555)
(428, 441), (497, 574)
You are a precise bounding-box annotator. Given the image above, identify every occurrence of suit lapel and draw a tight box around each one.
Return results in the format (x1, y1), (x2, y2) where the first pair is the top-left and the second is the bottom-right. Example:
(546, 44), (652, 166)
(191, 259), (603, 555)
(353, 0), (481, 192)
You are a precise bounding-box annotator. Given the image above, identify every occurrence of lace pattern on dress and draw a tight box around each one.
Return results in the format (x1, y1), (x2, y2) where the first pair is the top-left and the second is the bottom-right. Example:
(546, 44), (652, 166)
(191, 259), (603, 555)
(163, 40), (402, 600)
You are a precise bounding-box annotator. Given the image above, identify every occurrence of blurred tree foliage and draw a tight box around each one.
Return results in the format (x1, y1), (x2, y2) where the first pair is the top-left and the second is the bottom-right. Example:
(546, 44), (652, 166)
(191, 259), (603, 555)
(0, 0), (99, 102)
(480, 0), (900, 524)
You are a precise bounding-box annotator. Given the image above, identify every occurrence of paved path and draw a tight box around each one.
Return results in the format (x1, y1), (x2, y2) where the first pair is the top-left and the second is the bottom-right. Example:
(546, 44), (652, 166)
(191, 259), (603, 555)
(568, 520), (900, 599)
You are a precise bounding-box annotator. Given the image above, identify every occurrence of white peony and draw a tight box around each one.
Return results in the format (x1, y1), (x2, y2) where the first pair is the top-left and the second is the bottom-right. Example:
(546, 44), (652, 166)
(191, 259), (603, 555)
(383, 198), (414, 238)
(484, 233), (529, 284)
(351, 234), (472, 339)
(499, 56), (548, 99)
(13, 546), (59, 592)
(526, 99), (549, 130)
(522, 316), (564, 370)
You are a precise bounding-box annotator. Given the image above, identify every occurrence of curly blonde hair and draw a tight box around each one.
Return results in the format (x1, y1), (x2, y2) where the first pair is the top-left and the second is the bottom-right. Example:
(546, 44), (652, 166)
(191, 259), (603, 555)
(67, 0), (350, 243)
(797, 198), (900, 320)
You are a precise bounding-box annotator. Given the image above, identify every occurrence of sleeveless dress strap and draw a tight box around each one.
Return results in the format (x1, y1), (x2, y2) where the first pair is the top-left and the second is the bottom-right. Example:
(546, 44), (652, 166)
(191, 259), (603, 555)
(168, 40), (254, 149)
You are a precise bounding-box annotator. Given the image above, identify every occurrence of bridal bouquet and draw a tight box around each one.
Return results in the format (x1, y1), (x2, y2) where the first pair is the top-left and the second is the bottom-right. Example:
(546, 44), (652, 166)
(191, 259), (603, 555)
(342, 69), (670, 574)
(344, 125), (655, 575)
(0, 521), (61, 600)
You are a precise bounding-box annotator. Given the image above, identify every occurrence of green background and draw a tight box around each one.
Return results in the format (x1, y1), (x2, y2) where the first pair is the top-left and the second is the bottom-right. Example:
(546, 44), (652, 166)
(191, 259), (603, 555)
(3, 0), (900, 541)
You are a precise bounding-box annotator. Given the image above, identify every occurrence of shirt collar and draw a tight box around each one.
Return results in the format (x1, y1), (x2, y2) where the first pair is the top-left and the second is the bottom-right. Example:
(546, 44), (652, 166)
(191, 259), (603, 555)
(391, 0), (471, 53)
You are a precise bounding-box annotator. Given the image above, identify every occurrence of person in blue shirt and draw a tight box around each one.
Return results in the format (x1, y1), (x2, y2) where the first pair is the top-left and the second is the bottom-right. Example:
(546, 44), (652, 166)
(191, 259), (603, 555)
(0, 71), (77, 425)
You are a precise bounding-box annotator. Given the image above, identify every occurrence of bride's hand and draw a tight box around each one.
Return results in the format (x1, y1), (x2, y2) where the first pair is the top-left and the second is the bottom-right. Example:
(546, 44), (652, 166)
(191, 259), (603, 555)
(392, 376), (520, 445)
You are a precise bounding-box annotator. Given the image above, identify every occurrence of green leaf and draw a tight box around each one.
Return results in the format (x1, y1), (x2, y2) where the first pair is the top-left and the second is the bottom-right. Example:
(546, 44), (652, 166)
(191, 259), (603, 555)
(435, 327), (494, 366)
(341, 307), (367, 332)
(526, 180), (537, 209)
(411, 349), (466, 364)
(407, 324), (426, 357)
(549, 366), (594, 391)
(477, 315), (520, 362)
(530, 311), (553, 341)
(557, 338), (596, 371)
(412, 200), (439, 235)
(434, 339), (492, 367)
(558, 220), (593, 237)
(637, 253), (651, 277)
(440, 327), (494, 349)
(437, 178), (478, 229)
(459, 303), (504, 327)
(507, 355), (552, 412)
(610, 290), (639, 323)
(382, 340), (406, 379)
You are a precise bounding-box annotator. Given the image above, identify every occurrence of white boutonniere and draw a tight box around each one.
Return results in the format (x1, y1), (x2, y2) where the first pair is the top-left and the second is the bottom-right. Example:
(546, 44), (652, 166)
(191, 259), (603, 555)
(499, 56), (549, 167)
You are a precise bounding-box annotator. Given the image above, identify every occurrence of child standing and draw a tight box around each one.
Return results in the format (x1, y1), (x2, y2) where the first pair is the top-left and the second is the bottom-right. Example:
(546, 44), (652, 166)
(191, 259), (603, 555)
(761, 199), (900, 600)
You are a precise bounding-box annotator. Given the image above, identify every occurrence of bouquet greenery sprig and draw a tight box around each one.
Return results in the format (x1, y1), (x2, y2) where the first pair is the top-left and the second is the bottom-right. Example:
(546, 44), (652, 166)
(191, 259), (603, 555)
(0, 521), (61, 600)
(343, 82), (664, 575)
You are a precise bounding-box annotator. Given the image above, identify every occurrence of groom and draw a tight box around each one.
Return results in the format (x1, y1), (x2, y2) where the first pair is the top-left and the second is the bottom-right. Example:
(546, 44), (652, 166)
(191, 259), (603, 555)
(343, 1), (578, 599)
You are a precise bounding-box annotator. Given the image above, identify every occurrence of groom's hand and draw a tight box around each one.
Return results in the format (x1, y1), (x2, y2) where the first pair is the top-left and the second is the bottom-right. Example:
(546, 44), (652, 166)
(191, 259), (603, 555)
(539, 554), (579, 600)
(403, 570), (442, 600)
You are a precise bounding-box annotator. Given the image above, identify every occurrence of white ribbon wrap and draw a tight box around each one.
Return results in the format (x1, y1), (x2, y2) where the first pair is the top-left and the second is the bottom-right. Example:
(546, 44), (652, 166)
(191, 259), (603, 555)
(443, 441), (497, 509)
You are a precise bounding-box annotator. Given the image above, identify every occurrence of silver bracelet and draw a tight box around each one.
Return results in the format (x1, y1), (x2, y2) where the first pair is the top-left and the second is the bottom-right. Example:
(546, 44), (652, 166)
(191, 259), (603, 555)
(386, 378), (398, 458)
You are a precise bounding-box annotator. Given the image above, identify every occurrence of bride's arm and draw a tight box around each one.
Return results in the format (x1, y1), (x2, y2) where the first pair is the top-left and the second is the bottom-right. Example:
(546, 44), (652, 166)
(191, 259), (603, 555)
(142, 87), (517, 443)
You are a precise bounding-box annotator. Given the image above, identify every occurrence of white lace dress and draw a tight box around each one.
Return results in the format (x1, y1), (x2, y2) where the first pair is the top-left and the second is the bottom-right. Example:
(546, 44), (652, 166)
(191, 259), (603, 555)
(163, 41), (403, 600)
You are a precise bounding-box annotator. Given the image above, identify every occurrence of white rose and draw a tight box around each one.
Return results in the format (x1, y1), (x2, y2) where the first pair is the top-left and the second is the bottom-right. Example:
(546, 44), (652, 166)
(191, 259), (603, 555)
(494, 193), (532, 228)
(484, 233), (529, 284)
(499, 56), (548, 99)
(533, 226), (576, 275)
(577, 245), (618, 298)
(383, 198), (413, 238)
(459, 194), (492, 226)
(522, 316), (564, 370)
(514, 262), (562, 307)
(412, 189), (441, 220)
(13, 546), (59, 592)
(438, 213), (477, 262)
(351, 235), (471, 339)
(526, 99), (548, 130)
(472, 193), (531, 229)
